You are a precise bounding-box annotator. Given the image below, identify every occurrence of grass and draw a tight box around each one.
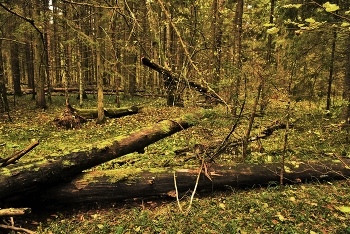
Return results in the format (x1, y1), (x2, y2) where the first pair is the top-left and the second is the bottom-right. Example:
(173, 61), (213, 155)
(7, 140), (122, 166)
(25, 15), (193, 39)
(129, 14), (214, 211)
(1, 94), (350, 233)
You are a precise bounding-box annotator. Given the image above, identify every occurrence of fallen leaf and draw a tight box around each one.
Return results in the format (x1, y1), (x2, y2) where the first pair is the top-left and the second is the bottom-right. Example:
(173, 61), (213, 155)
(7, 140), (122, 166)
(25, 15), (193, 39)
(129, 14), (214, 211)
(336, 206), (350, 213)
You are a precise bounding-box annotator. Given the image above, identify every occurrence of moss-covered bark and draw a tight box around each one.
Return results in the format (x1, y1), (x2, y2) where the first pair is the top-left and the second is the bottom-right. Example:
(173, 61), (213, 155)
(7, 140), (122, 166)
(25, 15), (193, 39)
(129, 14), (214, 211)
(0, 118), (192, 203)
(5, 159), (350, 205)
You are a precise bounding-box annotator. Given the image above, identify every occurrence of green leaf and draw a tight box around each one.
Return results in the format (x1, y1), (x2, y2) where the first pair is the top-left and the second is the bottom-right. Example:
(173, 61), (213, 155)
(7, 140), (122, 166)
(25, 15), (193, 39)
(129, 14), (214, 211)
(267, 27), (279, 34)
(97, 224), (104, 229)
(263, 23), (275, 27)
(336, 206), (350, 213)
(282, 4), (302, 9)
(323, 2), (340, 12)
(305, 18), (316, 23)
(219, 203), (226, 210)
(341, 22), (350, 27)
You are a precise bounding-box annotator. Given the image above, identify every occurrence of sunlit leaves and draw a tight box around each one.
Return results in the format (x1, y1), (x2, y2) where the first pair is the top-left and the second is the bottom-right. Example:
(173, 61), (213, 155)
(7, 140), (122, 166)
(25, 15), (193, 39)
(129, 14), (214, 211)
(322, 2), (340, 12)
(282, 4), (303, 9)
(266, 27), (279, 34)
(263, 23), (275, 27)
(305, 18), (316, 23)
(336, 206), (350, 213)
(341, 22), (350, 27)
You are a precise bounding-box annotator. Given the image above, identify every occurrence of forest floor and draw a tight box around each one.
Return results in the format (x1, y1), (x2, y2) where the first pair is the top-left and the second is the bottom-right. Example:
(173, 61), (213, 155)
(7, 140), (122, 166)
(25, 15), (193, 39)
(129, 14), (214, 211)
(1, 94), (350, 233)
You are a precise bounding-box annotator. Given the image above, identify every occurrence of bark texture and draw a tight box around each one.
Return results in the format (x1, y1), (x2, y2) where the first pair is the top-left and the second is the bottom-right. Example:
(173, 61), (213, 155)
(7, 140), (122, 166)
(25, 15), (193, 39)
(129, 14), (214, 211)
(0, 118), (192, 202)
(5, 159), (350, 205)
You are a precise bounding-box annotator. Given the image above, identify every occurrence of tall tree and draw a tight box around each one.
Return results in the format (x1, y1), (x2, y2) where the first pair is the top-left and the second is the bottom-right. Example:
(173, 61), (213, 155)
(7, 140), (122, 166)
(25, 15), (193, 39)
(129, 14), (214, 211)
(232, 0), (244, 115)
(211, 0), (225, 85)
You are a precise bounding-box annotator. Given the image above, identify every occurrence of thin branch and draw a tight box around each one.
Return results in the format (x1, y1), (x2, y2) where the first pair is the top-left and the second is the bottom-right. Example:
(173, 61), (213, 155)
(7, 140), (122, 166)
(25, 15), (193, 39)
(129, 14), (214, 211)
(173, 172), (183, 212)
(0, 3), (44, 42)
(62, 0), (121, 9)
(0, 224), (35, 234)
(309, 1), (350, 22)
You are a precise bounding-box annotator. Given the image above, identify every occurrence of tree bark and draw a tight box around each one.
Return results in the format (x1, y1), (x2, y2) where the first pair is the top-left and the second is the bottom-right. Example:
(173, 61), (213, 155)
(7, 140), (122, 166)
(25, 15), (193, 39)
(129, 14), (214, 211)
(76, 106), (139, 119)
(0, 118), (192, 202)
(5, 159), (350, 205)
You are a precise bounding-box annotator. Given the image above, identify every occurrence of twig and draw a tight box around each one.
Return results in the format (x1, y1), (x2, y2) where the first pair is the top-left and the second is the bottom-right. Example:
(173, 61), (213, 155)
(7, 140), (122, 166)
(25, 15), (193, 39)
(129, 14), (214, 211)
(0, 224), (36, 234)
(173, 172), (183, 212)
(186, 157), (205, 214)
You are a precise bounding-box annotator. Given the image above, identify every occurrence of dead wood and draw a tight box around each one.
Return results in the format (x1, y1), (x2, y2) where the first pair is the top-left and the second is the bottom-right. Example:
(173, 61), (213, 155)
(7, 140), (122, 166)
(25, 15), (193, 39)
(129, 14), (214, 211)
(175, 120), (287, 158)
(0, 118), (193, 203)
(53, 104), (87, 129)
(76, 106), (139, 119)
(0, 141), (39, 167)
(0, 208), (31, 217)
(141, 57), (224, 105)
(5, 159), (350, 205)
(0, 224), (35, 234)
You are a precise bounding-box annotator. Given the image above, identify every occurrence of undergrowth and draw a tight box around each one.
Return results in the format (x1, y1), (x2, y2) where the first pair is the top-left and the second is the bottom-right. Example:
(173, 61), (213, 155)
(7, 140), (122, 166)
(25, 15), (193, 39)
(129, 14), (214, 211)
(1, 95), (350, 233)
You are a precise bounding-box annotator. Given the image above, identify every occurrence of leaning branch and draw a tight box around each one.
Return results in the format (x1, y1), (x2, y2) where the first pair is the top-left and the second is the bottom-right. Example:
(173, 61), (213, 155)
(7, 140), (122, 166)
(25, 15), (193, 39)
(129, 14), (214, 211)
(1, 140), (39, 167)
(141, 57), (225, 104)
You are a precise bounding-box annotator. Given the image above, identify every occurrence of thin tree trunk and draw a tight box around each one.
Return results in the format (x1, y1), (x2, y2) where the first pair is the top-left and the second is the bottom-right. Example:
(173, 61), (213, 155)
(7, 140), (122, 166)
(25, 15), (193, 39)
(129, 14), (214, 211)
(260, 0), (275, 113)
(10, 43), (22, 96)
(232, 0), (244, 116)
(211, 0), (225, 85)
(326, 30), (337, 111)
(242, 82), (262, 159)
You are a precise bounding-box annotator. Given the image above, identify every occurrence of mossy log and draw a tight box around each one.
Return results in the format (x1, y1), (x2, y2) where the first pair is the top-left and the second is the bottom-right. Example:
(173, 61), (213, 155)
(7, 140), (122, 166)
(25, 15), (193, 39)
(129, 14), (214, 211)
(5, 159), (350, 205)
(76, 106), (139, 119)
(0, 118), (192, 203)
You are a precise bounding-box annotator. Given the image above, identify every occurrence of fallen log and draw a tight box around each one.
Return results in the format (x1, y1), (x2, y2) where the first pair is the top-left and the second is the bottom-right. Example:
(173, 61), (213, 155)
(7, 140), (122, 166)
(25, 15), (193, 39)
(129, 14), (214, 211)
(0, 118), (193, 202)
(141, 57), (224, 105)
(76, 106), (139, 119)
(5, 159), (350, 205)
(0, 208), (31, 217)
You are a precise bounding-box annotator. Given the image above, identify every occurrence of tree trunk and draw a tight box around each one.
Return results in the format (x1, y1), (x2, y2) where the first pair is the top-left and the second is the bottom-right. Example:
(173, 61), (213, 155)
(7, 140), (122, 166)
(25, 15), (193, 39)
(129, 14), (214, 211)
(0, 40), (11, 119)
(11, 43), (22, 96)
(211, 0), (225, 85)
(5, 158), (350, 205)
(342, 33), (350, 123)
(33, 0), (46, 109)
(0, 118), (193, 202)
(231, 0), (244, 116)
(326, 30), (337, 111)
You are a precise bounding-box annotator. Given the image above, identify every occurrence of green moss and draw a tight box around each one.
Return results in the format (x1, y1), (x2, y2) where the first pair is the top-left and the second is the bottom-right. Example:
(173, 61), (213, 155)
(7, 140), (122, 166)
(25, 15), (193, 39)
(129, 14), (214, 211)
(62, 160), (75, 167)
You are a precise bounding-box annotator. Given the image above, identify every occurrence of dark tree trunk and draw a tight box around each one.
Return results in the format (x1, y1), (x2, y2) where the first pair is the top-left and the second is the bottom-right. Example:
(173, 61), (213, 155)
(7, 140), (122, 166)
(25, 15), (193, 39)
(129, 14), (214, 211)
(11, 43), (22, 96)
(0, 118), (193, 202)
(5, 159), (350, 205)
(0, 40), (10, 120)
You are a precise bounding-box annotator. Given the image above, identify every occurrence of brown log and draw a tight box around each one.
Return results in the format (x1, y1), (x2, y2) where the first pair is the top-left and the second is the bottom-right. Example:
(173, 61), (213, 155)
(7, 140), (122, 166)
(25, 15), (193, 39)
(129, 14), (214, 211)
(0, 208), (31, 217)
(76, 106), (139, 119)
(0, 118), (193, 202)
(0, 140), (39, 167)
(5, 159), (350, 205)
